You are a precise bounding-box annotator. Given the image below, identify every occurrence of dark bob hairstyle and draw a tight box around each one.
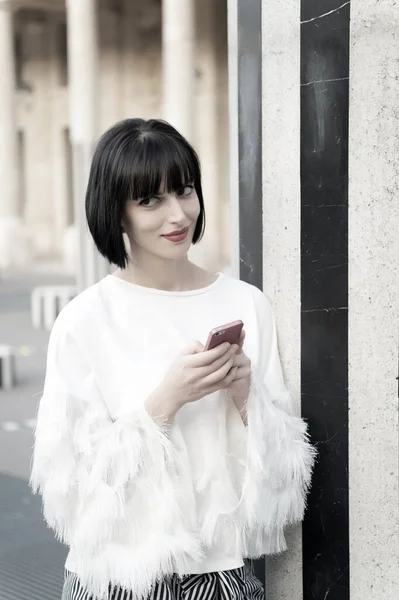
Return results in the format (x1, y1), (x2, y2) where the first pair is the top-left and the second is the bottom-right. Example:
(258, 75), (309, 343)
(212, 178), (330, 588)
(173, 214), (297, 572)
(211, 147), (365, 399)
(85, 118), (206, 269)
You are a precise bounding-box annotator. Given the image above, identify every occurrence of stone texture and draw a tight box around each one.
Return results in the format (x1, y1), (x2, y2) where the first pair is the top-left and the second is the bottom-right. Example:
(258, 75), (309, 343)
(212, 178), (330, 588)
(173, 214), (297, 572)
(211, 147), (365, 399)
(348, 2), (399, 598)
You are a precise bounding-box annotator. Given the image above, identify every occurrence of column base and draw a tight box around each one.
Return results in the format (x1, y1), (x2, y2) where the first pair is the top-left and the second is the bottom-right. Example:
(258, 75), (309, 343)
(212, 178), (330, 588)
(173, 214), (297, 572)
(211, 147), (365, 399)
(0, 216), (32, 270)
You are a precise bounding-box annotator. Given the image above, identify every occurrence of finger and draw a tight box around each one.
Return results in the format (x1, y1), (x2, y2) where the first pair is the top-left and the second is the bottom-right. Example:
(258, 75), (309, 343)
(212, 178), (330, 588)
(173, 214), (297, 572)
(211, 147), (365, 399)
(232, 353), (246, 368)
(182, 341), (204, 355)
(224, 366), (239, 386)
(198, 348), (243, 384)
(200, 348), (237, 381)
(199, 344), (239, 376)
(203, 366), (238, 396)
(232, 354), (252, 372)
(201, 355), (236, 387)
(232, 365), (251, 381)
(190, 342), (234, 367)
(237, 329), (246, 353)
(185, 341), (229, 362)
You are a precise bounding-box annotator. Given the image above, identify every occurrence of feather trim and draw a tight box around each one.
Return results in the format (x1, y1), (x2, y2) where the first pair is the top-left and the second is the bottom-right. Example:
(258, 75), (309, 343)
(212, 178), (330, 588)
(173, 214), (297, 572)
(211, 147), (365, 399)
(241, 373), (317, 541)
(185, 376), (316, 560)
(30, 389), (79, 544)
(30, 390), (202, 599)
(69, 531), (203, 600)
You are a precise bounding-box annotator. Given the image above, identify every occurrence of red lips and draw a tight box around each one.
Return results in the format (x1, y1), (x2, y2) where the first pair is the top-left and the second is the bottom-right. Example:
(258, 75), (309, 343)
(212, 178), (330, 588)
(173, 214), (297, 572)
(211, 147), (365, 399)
(163, 227), (189, 236)
(161, 227), (189, 242)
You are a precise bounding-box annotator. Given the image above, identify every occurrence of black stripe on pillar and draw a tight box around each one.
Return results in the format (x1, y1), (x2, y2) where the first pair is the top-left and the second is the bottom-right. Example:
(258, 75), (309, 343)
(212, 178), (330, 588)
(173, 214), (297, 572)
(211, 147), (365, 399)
(300, 1), (350, 599)
(237, 0), (264, 587)
(237, 0), (263, 291)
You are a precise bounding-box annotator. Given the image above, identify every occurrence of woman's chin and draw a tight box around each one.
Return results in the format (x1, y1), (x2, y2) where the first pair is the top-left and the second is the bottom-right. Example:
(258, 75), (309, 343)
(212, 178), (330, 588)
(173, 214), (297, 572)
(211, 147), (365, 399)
(146, 243), (192, 261)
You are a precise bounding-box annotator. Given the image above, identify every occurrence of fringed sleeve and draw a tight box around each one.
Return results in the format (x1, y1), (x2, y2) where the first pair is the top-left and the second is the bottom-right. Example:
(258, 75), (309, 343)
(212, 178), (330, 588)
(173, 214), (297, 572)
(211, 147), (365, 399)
(241, 289), (317, 551)
(29, 317), (176, 555)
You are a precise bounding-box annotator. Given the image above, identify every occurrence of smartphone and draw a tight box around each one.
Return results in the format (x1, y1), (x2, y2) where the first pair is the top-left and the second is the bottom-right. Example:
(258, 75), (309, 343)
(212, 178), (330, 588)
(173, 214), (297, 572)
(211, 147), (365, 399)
(204, 320), (244, 351)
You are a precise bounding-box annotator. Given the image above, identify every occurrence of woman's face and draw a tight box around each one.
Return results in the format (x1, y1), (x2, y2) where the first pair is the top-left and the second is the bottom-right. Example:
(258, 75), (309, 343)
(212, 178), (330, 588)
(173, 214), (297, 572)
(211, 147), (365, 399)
(122, 184), (201, 261)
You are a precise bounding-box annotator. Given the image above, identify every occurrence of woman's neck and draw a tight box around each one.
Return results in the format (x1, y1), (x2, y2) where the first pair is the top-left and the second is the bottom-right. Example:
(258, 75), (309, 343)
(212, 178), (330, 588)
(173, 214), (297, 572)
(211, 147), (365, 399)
(117, 257), (214, 292)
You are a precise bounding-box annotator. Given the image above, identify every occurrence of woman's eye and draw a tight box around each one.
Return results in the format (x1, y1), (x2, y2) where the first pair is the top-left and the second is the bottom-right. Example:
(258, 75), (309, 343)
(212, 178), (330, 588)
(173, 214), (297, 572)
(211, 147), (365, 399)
(178, 185), (194, 197)
(139, 196), (160, 207)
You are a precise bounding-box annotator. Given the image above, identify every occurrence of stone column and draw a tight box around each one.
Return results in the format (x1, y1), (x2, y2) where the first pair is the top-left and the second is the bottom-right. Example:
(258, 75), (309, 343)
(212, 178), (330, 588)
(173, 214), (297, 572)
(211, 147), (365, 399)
(162, 0), (195, 140)
(0, 1), (26, 269)
(66, 0), (108, 290)
(193, 0), (221, 271)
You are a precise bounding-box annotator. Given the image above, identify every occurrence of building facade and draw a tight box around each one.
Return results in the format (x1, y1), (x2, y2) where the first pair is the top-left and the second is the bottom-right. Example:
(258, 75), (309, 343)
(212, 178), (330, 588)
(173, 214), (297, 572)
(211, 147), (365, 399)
(0, 0), (230, 280)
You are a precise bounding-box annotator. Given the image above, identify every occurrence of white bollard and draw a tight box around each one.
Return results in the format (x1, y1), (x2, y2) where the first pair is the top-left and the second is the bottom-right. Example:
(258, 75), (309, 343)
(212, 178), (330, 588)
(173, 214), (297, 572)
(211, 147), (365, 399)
(31, 286), (77, 331)
(0, 345), (15, 389)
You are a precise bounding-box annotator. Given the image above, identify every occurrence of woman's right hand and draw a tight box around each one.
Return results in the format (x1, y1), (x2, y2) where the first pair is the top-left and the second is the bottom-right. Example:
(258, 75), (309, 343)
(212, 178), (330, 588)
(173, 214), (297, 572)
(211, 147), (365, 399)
(146, 342), (239, 423)
(164, 341), (239, 407)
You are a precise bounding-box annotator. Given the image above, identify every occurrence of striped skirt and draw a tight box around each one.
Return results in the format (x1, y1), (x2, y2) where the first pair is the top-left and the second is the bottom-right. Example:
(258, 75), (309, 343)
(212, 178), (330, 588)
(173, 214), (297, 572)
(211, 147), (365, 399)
(61, 563), (264, 600)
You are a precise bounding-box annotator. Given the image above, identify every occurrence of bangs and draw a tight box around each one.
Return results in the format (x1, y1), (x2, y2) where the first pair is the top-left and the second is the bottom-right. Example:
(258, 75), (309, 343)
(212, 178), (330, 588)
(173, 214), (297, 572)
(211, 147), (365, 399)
(125, 134), (201, 201)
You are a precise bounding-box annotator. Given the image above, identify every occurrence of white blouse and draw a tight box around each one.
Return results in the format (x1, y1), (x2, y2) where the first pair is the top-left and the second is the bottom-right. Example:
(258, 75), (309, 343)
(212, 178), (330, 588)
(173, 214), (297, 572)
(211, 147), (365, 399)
(30, 273), (315, 600)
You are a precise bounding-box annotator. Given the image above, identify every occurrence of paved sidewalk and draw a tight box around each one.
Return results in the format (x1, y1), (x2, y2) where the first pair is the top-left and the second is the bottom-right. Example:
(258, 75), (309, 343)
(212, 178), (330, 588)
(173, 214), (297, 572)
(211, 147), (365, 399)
(0, 272), (74, 600)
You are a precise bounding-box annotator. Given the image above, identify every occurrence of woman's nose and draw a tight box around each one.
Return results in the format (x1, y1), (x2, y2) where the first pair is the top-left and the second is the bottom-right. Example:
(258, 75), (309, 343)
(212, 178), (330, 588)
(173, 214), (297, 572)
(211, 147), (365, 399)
(166, 195), (186, 222)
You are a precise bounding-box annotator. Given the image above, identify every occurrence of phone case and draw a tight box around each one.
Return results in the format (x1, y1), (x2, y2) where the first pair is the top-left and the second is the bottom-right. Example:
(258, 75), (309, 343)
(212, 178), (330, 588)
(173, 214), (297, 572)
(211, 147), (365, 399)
(204, 320), (244, 351)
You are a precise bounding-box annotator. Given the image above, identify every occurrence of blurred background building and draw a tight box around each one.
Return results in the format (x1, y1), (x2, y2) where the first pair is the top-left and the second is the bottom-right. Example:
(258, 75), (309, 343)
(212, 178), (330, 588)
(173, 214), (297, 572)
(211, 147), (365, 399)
(0, 0), (230, 282)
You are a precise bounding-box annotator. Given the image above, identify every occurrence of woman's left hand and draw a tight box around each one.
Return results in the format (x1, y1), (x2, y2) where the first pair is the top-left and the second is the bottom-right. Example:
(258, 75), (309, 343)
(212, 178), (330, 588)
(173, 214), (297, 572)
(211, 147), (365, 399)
(228, 330), (251, 403)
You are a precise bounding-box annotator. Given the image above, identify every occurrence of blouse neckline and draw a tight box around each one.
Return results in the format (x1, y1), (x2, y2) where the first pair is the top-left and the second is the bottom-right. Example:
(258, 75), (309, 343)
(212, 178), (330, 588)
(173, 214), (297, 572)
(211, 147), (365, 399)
(105, 272), (224, 297)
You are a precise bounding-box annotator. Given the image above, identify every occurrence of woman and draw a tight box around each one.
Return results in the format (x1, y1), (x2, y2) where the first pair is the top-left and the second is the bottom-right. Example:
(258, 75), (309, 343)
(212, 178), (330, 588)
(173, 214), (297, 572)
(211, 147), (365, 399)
(31, 118), (316, 600)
